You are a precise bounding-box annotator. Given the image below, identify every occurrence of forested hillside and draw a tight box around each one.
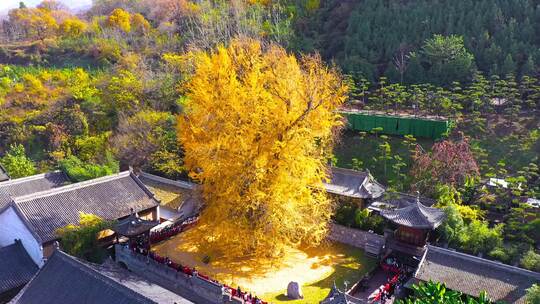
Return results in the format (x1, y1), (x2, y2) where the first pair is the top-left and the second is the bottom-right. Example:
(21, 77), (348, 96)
(0, 0), (290, 179)
(295, 0), (540, 84)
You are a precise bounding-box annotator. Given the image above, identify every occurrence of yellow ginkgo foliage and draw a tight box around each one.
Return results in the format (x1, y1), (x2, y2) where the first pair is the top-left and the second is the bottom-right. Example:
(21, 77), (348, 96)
(178, 38), (348, 260)
(107, 8), (131, 33)
(59, 17), (87, 38)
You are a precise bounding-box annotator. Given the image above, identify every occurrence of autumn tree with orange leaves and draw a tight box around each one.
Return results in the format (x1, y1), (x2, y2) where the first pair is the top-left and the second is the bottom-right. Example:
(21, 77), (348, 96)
(411, 138), (480, 196)
(177, 39), (348, 259)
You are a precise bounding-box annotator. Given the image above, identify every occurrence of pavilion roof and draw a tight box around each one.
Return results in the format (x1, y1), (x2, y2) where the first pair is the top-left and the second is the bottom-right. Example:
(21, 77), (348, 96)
(324, 167), (385, 199)
(113, 213), (159, 237)
(379, 198), (445, 229)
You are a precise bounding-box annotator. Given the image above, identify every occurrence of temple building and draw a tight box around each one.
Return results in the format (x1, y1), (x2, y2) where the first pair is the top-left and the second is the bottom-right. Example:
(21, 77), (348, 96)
(379, 197), (445, 256)
(324, 167), (385, 208)
(411, 245), (540, 304)
(9, 250), (192, 304)
(0, 171), (159, 266)
(0, 240), (38, 302)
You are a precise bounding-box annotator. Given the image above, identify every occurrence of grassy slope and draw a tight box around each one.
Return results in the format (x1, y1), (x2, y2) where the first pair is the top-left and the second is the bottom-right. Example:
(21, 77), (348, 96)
(261, 242), (377, 303)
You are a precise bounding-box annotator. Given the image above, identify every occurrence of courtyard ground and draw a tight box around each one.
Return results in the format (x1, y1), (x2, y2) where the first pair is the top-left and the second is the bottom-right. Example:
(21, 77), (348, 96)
(139, 175), (192, 210)
(152, 227), (377, 303)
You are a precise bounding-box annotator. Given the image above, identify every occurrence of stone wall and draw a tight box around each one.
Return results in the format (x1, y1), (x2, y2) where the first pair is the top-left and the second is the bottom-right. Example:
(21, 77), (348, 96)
(328, 223), (386, 252)
(115, 245), (242, 304)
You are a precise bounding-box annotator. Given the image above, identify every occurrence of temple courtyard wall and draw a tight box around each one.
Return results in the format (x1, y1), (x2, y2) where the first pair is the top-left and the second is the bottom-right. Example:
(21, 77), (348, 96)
(116, 244), (241, 304)
(327, 223), (386, 254)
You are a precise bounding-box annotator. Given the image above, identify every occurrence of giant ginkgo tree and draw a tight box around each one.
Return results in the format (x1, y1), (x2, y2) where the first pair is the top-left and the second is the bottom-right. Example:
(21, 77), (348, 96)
(177, 38), (348, 259)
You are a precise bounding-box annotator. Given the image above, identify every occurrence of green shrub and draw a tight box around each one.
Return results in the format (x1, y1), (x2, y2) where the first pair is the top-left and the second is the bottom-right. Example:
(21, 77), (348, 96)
(488, 246), (510, 263)
(59, 154), (118, 182)
(460, 221), (503, 255)
(526, 284), (540, 304)
(521, 250), (540, 272)
(0, 144), (36, 178)
(354, 208), (385, 234)
(333, 202), (357, 227)
(354, 208), (370, 227)
(56, 213), (114, 263)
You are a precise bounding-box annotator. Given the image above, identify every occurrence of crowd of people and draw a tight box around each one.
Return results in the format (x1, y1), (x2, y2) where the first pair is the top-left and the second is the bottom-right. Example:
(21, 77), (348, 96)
(149, 216), (199, 244)
(127, 216), (267, 304)
(369, 257), (409, 304)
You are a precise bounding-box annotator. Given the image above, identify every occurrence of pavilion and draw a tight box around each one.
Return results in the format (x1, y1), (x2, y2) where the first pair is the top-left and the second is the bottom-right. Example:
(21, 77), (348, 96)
(113, 212), (160, 252)
(379, 197), (445, 255)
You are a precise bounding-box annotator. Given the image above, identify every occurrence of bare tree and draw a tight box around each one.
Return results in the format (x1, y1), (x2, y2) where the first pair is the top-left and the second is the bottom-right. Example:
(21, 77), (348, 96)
(393, 43), (411, 84)
(178, 0), (291, 51)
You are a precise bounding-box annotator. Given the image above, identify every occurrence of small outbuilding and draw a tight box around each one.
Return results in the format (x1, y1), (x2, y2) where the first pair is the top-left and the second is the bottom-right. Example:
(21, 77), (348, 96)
(324, 167), (385, 208)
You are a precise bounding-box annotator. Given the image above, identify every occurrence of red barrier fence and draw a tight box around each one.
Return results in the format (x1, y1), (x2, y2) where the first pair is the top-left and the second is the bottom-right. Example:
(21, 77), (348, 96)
(149, 216), (199, 244)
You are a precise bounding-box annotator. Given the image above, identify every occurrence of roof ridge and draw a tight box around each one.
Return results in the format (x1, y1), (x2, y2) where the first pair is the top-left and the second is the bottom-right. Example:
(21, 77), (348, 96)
(139, 171), (196, 190)
(51, 251), (155, 304)
(392, 191), (436, 202)
(427, 245), (540, 279)
(130, 172), (158, 200)
(0, 171), (65, 187)
(13, 171), (132, 203)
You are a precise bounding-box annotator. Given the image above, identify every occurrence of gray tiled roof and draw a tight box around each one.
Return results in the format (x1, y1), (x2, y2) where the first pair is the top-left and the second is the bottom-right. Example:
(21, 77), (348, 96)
(88, 260), (193, 304)
(414, 246), (540, 304)
(324, 167), (385, 199)
(0, 171), (69, 209)
(0, 164), (9, 182)
(12, 171), (158, 243)
(0, 241), (38, 294)
(380, 199), (445, 229)
(385, 192), (436, 207)
(10, 250), (190, 304)
(368, 192), (436, 213)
